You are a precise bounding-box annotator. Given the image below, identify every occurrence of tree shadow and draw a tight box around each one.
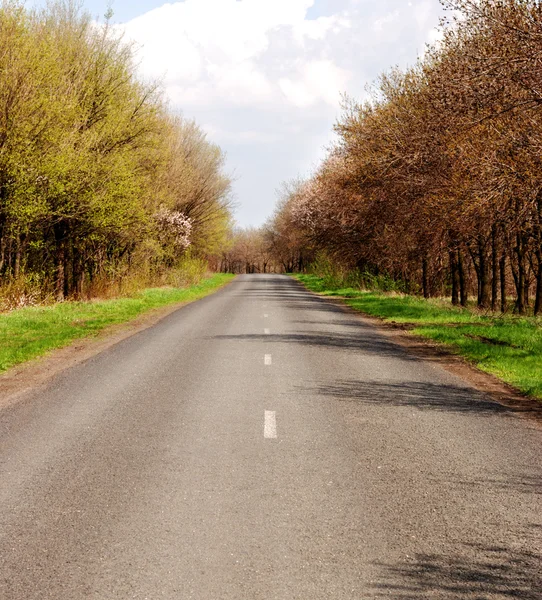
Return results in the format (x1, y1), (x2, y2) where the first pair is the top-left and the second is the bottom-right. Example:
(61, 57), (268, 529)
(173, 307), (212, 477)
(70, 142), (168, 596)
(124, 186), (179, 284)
(282, 298), (352, 314)
(449, 473), (542, 496)
(213, 332), (418, 361)
(290, 319), (365, 327)
(371, 543), (542, 599)
(300, 379), (510, 414)
(234, 279), (351, 314)
(234, 292), (349, 315)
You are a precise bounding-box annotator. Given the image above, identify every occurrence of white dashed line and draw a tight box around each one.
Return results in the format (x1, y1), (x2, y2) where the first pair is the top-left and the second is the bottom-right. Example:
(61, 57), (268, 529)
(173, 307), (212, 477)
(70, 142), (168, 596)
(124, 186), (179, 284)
(264, 411), (277, 439)
(264, 314), (269, 318)
(264, 354), (272, 366)
(264, 328), (270, 335)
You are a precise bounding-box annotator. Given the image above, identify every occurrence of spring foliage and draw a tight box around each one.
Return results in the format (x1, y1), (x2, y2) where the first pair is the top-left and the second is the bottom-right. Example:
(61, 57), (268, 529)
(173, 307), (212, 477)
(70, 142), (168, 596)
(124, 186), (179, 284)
(0, 0), (233, 305)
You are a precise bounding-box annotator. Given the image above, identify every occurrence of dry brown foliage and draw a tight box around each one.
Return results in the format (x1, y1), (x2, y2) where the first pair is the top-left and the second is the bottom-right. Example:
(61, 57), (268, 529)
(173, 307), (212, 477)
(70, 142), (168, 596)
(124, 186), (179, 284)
(271, 0), (542, 314)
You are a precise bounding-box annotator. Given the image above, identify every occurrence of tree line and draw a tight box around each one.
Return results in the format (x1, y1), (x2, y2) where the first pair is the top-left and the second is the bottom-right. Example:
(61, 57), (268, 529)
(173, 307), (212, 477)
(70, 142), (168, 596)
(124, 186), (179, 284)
(262, 0), (542, 315)
(0, 0), (232, 304)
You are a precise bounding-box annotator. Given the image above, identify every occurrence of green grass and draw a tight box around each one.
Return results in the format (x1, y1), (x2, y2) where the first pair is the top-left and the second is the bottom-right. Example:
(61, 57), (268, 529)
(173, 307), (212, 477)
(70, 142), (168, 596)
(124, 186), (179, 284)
(0, 273), (234, 374)
(294, 273), (542, 400)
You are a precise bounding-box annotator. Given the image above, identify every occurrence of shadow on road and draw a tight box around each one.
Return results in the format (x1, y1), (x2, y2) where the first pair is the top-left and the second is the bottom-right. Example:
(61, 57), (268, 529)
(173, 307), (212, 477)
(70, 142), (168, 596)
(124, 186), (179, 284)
(302, 379), (509, 414)
(234, 281), (349, 316)
(218, 283), (416, 359)
(449, 473), (542, 496)
(237, 294), (349, 316)
(214, 332), (418, 361)
(370, 542), (541, 599)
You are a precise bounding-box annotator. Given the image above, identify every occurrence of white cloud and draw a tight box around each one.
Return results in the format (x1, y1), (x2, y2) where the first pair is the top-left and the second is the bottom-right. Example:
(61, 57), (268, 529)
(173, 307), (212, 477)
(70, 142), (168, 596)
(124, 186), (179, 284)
(427, 26), (444, 46)
(202, 126), (282, 145)
(292, 15), (350, 45)
(413, 0), (435, 28)
(373, 11), (399, 33)
(117, 0), (444, 226)
(279, 60), (349, 108)
(121, 0), (351, 109)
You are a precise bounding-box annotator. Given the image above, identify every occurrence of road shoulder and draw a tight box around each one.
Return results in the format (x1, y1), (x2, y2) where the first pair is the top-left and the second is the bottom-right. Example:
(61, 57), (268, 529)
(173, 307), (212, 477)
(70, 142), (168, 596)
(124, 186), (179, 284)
(0, 278), (236, 412)
(292, 278), (542, 424)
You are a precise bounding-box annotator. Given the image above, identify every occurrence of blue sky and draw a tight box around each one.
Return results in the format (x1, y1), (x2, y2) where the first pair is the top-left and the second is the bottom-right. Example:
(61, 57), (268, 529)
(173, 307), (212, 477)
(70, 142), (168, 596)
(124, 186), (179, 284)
(26, 0), (166, 22)
(29, 0), (331, 23)
(25, 0), (444, 227)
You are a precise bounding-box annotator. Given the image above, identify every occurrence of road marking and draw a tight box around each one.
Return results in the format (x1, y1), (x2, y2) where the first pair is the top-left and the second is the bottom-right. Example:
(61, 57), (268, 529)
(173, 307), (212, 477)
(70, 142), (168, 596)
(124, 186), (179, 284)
(264, 354), (272, 365)
(264, 314), (269, 318)
(264, 411), (277, 438)
(264, 328), (270, 335)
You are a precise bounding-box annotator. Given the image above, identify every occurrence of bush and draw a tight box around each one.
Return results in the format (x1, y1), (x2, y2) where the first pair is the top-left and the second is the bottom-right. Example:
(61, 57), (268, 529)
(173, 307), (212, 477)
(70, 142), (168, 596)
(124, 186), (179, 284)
(309, 253), (407, 293)
(0, 273), (50, 312)
(167, 254), (208, 287)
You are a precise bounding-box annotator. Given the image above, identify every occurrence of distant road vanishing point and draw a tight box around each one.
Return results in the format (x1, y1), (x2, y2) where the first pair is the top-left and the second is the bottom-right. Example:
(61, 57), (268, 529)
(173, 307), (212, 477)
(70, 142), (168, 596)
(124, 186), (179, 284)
(0, 274), (540, 599)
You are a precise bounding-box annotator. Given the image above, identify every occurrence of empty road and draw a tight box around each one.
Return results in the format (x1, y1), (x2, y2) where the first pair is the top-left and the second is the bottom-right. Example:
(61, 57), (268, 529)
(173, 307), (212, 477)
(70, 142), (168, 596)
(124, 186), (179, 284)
(0, 274), (540, 599)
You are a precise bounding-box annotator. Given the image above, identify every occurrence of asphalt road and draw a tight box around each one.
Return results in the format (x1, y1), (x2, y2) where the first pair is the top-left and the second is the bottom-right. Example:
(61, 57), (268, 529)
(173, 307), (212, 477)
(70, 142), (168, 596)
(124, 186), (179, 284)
(0, 274), (540, 599)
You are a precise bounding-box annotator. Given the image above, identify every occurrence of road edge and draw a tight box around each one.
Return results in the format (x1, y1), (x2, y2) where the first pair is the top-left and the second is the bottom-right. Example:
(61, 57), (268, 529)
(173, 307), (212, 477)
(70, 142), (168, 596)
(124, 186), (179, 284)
(291, 277), (542, 424)
(0, 276), (237, 412)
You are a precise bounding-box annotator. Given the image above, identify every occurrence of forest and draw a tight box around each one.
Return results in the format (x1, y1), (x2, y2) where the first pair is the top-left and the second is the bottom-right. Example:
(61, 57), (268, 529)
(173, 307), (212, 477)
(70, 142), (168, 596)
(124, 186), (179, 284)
(231, 0), (542, 316)
(0, 0), (233, 308)
(3, 0), (542, 318)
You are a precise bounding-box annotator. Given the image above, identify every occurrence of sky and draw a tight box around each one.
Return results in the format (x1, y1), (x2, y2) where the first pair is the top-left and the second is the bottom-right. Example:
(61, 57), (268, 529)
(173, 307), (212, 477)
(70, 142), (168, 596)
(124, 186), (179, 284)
(26, 0), (445, 226)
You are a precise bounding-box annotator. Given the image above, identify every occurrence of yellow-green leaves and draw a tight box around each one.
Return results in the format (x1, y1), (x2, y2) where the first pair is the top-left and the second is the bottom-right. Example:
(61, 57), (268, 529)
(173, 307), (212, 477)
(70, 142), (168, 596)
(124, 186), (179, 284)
(0, 1), (233, 303)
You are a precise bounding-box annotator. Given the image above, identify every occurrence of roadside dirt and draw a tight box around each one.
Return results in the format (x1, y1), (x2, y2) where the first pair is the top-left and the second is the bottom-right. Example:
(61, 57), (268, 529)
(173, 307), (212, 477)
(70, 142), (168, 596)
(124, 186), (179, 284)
(0, 300), (195, 412)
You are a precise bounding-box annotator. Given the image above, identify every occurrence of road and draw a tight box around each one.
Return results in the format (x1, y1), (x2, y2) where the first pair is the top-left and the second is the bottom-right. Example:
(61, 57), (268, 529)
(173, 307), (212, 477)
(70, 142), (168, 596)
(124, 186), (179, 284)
(0, 274), (540, 599)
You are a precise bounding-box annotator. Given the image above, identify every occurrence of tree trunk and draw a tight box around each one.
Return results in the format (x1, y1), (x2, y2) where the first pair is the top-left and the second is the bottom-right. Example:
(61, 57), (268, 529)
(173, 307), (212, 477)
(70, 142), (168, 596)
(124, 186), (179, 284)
(450, 251), (459, 305)
(534, 258), (542, 316)
(499, 254), (506, 313)
(478, 241), (490, 308)
(534, 191), (542, 315)
(72, 248), (84, 298)
(64, 241), (72, 299)
(458, 250), (468, 307)
(13, 238), (21, 279)
(513, 234), (526, 314)
(0, 235), (6, 274)
(491, 226), (498, 311)
(422, 258), (429, 299)
(54, 224), (66, 302)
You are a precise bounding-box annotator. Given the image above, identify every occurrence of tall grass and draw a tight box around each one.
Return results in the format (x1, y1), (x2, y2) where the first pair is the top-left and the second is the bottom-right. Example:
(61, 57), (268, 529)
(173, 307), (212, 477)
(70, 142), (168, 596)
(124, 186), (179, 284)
(309, 252), (407, 293)
(0, 273), (50, 312)
(0, 255), (212, 310)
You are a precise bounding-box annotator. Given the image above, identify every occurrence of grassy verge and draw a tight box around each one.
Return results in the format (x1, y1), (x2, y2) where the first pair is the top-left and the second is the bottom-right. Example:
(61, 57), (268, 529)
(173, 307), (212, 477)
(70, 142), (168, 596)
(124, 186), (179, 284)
(294, 274), (542, 400)
(0, 273), (235, 374)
